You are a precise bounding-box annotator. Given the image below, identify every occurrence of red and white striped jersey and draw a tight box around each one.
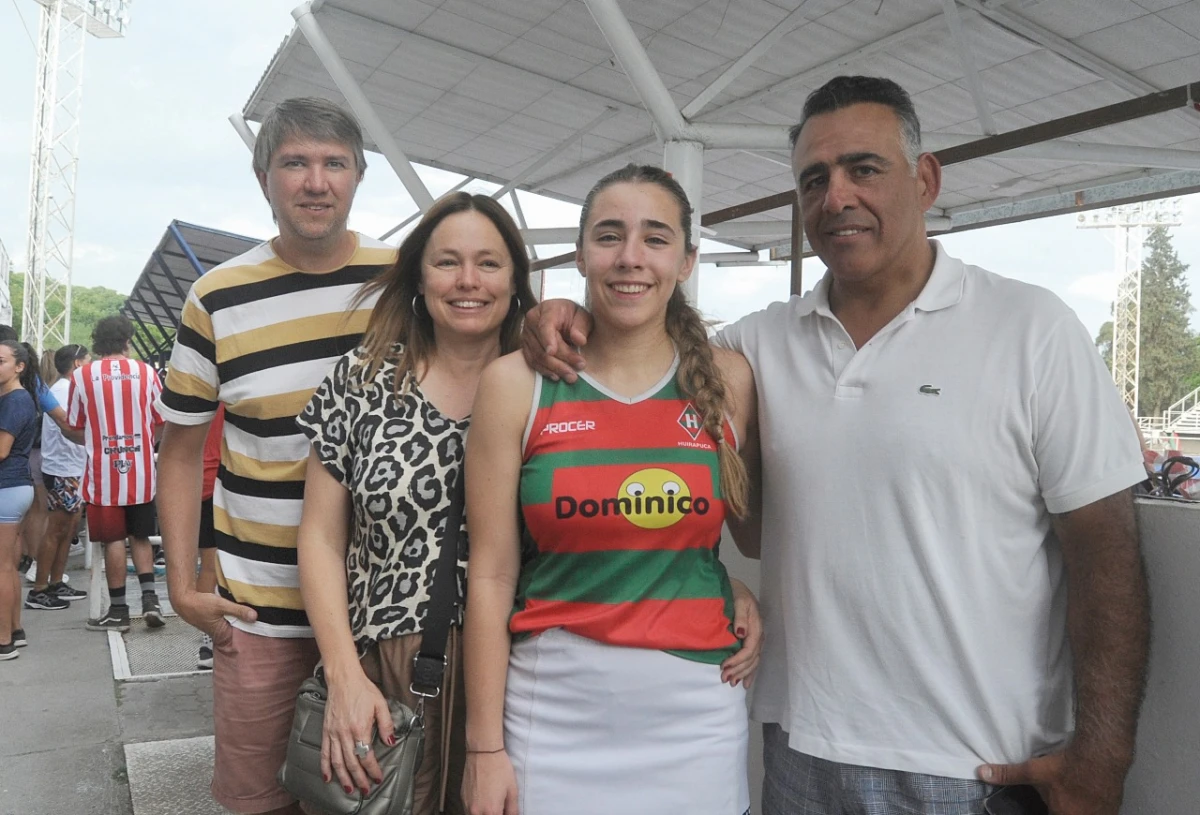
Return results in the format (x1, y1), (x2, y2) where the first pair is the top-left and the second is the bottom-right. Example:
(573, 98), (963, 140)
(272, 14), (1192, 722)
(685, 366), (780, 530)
(68, 357), (163, 506)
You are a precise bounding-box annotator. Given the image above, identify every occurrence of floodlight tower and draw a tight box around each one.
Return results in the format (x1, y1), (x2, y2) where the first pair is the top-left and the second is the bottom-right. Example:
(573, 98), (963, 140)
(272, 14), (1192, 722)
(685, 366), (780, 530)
(1077, 199), (1183, 416)
(0, 240), (13, 326)
(22, 0), (132, 352)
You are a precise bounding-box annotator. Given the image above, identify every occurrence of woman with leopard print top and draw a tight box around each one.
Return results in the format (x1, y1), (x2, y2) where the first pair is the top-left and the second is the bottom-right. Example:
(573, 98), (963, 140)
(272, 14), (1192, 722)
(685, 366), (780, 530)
(295, 191), (537, 814)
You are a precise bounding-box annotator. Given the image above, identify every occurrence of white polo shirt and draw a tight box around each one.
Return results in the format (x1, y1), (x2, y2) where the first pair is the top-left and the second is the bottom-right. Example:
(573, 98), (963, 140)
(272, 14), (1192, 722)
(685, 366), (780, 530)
(718, 241), (1145, 778)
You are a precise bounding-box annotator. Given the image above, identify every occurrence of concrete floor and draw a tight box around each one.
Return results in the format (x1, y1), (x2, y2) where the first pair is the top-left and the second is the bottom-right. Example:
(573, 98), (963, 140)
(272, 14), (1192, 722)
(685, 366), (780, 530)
(0, 559), (218, 815)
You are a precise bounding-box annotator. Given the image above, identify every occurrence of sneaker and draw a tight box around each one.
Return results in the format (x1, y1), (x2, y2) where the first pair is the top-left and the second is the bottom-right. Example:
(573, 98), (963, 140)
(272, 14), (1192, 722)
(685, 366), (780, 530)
(48, 582), (86, 600)
(25, 589), (69, 610)
(68, 537), (84, 557)
(142, 594), (165, 628)
(23, 560), (37, 584)
(16, 554), (32, 575)
(197, 634), (213, 670)
(12, 629), (27, 647)
(86, 606), (130, 632)
(0, 642), (16, 661)
(153, 547), (166, 577)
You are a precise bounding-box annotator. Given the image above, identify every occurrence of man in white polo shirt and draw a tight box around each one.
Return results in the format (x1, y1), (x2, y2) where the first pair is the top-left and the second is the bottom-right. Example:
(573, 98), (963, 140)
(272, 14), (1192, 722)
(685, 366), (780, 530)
(525, 76), (1149, 815)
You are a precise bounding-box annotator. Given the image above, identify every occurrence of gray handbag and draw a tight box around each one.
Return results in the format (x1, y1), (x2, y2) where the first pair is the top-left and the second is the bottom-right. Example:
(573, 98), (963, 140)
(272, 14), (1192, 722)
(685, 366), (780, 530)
(278, 674), (425, 815)
(278, 473), (466, 814)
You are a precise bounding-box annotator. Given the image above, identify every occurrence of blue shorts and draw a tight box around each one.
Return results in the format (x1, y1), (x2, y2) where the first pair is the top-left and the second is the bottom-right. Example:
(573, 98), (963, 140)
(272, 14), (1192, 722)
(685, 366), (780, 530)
(0, 485), (35, 524)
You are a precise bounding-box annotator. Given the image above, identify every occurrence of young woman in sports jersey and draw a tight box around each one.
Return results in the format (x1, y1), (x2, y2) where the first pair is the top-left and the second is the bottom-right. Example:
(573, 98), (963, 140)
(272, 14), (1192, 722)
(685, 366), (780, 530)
(462, 165), (761, 815)
(0, 341), (47, 660)
(296, 191), (538, 813)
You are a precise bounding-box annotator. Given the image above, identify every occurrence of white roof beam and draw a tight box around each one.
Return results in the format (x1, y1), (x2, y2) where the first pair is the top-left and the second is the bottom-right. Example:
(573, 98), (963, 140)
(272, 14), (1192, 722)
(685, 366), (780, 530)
(522, 227), (578, 245)
(228, 113), (257, 152)
(584, 0), (689, 140)
(681, 3), (816, 119)
(377, 177), (475, 242)
(508, 192), (538, 261)
(998, 142), (1200, 171)
(946, 168), (1200, 227)
(960, 0), (1200, 123)
(292, 2), (435, 210)
(697, 11), (948, 122)
(941, 0), (997, 135)
(690, 126), (1200, 170)
(491, 107), (618, 201)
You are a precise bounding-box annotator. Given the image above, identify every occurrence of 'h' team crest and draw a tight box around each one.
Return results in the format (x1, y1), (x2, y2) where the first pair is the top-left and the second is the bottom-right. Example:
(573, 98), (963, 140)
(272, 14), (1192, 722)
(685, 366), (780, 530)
(677, 403), (702, 440)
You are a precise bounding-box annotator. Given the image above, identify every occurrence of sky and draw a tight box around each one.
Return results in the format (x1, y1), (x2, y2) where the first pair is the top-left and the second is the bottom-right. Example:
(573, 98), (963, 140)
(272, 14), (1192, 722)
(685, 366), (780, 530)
(2, 0), (1200, 342)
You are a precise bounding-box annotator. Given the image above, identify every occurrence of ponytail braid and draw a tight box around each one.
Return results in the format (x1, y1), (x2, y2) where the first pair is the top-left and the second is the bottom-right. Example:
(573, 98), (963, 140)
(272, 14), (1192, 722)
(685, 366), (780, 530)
(665, 289), (749, 518)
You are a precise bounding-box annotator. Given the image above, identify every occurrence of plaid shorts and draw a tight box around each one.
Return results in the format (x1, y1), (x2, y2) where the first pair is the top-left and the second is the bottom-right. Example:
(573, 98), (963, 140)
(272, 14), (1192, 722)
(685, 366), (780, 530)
(761, 724), (997, 815)
(42, 474), (82, 513)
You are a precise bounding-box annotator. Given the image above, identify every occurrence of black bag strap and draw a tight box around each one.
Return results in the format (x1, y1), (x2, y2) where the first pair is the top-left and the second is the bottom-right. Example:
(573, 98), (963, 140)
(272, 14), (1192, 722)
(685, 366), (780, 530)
(409, 467), (466, 698)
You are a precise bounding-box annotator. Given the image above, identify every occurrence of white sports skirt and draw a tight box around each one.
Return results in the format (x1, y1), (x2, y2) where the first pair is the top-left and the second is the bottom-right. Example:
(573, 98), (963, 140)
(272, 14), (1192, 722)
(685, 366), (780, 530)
(505, 628), (750, 815)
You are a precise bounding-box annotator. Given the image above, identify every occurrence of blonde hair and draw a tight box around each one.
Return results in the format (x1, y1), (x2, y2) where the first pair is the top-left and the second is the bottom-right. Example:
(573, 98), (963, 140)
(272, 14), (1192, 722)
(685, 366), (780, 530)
(40, 349), (57, 386)
(581, 165), (749, 517)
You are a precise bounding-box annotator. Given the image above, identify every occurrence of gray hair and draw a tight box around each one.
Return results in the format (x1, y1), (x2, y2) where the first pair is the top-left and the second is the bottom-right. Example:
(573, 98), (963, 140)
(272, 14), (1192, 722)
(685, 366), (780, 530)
(789, 76), (922, 172)
(252, 97), (367, 176)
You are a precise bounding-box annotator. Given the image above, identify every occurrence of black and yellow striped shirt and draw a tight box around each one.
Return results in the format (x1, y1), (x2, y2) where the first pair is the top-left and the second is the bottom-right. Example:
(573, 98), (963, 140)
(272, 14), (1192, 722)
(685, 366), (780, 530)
(158, 234), (396, 637)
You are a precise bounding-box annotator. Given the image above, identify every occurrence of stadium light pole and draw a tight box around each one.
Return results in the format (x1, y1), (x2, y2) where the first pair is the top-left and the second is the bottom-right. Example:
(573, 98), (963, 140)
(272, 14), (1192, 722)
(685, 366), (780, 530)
(22, 0), (132, 352)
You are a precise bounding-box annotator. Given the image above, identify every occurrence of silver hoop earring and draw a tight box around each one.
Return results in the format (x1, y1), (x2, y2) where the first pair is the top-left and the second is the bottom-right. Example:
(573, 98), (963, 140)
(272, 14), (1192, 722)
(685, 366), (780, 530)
(411, 295), (423, 314)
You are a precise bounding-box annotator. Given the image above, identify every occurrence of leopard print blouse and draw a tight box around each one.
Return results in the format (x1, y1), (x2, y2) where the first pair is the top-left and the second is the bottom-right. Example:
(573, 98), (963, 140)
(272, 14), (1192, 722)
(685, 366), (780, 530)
(297, 344), (468, 649)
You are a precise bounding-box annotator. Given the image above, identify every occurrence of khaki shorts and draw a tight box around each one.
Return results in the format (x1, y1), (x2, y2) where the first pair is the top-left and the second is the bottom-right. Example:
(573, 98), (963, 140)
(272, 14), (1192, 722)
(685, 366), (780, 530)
(211, 625), (319, 813)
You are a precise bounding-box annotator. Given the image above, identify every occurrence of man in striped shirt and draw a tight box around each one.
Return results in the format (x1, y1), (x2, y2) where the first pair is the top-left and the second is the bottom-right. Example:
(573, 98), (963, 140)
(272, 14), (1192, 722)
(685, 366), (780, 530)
(68, 315), (166, 632)
(156, 98), (395, 815)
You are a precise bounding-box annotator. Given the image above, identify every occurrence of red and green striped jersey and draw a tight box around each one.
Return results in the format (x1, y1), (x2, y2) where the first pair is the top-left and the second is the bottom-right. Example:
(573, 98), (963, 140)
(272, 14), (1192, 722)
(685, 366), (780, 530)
(512, 359), (739, 664)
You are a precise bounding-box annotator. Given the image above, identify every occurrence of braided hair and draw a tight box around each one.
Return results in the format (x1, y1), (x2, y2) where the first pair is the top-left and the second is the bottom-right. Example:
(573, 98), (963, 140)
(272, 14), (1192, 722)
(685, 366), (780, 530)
(579, 164), (749, 517)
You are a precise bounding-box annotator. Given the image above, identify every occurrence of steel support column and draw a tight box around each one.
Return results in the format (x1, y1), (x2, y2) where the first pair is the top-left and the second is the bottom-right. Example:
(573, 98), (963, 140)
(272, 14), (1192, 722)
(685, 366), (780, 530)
(790, 199), (803, 297)
(663, 140), (704, 303)
(291, 2), (435, 211)
(583, 0), (688, 140)
(228, 112), (257, 152)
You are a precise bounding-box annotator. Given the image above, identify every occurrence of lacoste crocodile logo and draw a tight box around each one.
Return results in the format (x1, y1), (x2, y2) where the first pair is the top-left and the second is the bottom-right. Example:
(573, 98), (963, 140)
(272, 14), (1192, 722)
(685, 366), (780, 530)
(918, 384), (941, 396)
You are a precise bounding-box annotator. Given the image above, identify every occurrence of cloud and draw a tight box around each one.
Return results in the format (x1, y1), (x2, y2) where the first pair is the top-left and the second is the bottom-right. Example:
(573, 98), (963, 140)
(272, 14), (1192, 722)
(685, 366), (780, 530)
(1068, 273), (1119, 304)
(73, 242), (121, 264)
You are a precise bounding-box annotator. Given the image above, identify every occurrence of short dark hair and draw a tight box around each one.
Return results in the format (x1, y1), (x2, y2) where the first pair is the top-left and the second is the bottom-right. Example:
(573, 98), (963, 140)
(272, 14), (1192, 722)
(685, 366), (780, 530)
(0, 325), (16, 342)
(91, 315), (135, 356)
(789, 75), (922, 168)
(54, 343), (89, 375)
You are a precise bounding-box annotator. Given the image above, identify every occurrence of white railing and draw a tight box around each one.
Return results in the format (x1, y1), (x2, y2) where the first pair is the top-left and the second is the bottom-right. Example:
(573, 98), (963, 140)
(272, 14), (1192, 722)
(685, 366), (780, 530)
(1161, 385), (1200, 435)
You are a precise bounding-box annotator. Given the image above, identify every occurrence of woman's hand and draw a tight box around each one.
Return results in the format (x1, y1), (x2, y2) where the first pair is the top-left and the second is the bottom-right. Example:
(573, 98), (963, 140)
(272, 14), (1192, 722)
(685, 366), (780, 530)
(463, 750), (520, 815)
(721, 577), (763, 688)
(320, 668), (396, 797)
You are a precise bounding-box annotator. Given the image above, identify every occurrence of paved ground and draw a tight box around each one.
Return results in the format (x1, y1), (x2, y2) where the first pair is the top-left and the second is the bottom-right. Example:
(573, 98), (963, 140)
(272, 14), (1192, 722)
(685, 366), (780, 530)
(0, 556), (216, 815)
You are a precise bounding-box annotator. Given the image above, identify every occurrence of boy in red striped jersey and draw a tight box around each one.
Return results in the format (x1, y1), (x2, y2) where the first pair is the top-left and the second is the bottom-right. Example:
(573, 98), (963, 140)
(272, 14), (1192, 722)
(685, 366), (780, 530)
(68, 315), (165, 632)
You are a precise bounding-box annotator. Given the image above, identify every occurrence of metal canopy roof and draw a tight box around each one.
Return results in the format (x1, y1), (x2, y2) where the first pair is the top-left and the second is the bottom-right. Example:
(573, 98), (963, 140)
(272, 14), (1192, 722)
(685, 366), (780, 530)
(242, 0), (1200, 251)
(120, 221), (260, 362)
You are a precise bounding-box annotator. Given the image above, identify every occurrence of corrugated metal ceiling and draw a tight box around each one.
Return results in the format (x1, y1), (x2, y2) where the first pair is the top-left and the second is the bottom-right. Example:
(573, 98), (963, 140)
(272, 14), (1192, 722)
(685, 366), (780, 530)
(242, 0), (1200, 247)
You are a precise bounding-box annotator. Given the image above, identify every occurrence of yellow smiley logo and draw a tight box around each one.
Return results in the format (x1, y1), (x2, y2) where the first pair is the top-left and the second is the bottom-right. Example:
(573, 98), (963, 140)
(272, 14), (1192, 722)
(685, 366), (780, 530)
(619, 468), (692, 529)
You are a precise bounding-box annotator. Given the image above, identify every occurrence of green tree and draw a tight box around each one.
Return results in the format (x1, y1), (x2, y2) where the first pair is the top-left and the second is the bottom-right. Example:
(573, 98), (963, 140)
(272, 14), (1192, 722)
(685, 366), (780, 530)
(1132, 227), (1199, 416)
(7, 273), (164, 358)
(1095, 320), (1113, 370)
